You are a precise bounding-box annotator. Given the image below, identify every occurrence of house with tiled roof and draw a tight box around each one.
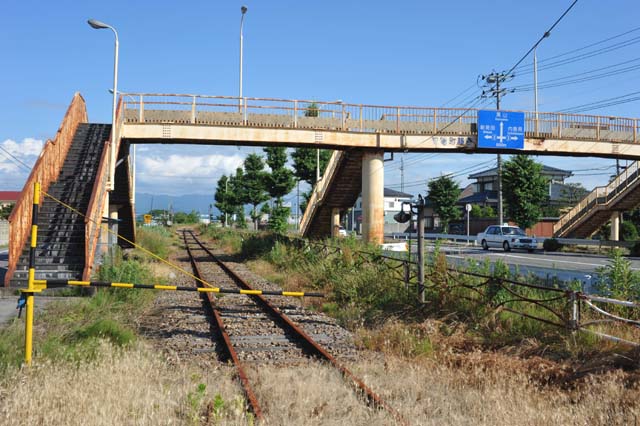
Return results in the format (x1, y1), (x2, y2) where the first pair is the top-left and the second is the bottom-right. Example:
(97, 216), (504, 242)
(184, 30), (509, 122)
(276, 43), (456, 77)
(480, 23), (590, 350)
(0, 191), (20, 208)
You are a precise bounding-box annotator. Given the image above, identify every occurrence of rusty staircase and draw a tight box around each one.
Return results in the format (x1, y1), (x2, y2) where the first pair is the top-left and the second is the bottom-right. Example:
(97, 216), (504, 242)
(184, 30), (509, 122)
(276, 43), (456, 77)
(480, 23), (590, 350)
(299, 150), (364, 238)
(554, 161), (640, 238)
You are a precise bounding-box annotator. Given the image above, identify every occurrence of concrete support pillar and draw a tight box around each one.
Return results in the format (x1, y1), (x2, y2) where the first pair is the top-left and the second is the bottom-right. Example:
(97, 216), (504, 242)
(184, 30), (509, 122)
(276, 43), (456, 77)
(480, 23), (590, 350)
(331, 208), (341, 237)
(610, 211), (620, 241)
(109, 206), (119, 249)
(100, 193), (110, 255)
(361, 150), (384, 244)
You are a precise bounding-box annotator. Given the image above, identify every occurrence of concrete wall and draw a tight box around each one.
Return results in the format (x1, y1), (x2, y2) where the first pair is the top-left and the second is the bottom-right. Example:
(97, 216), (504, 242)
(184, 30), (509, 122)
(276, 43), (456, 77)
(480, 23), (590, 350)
(0, 220), (8, 246)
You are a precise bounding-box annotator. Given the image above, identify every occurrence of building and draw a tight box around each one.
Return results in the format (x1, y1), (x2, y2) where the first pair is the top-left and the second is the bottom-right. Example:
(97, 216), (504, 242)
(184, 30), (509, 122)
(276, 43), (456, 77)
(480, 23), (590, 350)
(347, 188), (413, 233)
(457, 165), (576, 211)
(0, 191), (20, 209)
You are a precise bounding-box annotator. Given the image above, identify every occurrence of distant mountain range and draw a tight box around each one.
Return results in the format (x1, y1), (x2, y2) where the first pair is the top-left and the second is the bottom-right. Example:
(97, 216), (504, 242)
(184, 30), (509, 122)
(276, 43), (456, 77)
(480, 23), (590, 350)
(136, 193), (219, 215)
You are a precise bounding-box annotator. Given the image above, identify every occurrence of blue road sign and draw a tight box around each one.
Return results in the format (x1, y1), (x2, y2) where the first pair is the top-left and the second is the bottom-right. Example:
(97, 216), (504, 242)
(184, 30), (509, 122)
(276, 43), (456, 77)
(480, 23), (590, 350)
(477, 110), (525, 149)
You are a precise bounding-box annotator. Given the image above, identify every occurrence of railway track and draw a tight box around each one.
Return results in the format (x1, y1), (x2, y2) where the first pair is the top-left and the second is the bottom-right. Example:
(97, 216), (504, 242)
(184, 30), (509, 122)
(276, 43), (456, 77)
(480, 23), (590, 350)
(181, 229), (408, 425)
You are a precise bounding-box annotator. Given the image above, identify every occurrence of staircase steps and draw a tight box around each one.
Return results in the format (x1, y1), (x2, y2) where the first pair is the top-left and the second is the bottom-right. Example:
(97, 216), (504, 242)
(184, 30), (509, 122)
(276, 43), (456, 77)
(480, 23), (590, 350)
(9, 123), (110, 287)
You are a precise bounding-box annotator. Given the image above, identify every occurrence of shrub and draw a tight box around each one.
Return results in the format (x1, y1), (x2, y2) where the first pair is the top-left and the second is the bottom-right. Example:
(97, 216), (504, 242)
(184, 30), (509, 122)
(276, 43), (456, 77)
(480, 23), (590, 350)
(136, 226), (173, 260)
(621, 221), (639, 241)
(543, 238), (562, 252)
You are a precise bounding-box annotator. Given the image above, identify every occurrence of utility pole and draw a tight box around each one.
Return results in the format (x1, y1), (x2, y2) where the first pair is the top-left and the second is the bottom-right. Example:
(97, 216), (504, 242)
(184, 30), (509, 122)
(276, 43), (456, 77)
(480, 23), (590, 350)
(296, 180), (300, 231)
(225, 179), (229, 228)
(400, 156), (405, 193)
(417, 195), (426, 304)
(482, 71), (513, 225)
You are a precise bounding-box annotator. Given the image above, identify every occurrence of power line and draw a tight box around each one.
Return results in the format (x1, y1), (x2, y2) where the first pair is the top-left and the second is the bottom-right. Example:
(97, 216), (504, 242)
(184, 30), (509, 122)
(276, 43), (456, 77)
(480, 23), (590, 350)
(516, 25), (640, 70)
(505, 0), (580, 78)
(558, 90), (640, 113)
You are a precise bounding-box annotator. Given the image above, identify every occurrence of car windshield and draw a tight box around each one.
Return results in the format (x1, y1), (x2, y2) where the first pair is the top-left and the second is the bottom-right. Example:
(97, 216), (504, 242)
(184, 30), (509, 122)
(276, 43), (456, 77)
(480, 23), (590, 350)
(502, 227), (526, 236)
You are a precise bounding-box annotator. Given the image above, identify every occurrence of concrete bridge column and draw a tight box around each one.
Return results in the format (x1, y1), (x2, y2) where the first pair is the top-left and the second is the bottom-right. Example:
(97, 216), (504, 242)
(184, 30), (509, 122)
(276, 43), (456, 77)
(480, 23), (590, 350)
(331, 208), (341, 237)
(610, 211), (621, 241)
(361, 150), (384, 244)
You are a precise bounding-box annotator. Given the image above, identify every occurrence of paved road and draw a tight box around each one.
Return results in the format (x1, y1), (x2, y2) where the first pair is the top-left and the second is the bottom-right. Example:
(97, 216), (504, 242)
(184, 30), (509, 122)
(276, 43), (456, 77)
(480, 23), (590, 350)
(396, 243), (635, 292)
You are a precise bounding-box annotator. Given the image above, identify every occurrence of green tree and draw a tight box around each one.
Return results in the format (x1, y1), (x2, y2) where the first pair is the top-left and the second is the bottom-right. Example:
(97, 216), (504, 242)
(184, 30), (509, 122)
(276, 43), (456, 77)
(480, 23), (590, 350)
(558, 182), (588, 206)
(502, 155), (548, 230)
(427, 175), (461, 232)
(214, 175), (234, 227)
(227, 168), (246, 227)
(291, 148), (332, 186)
(0, 203), (14, 220)
(264, 147), (296, 233)
(241, 154), (269, 230)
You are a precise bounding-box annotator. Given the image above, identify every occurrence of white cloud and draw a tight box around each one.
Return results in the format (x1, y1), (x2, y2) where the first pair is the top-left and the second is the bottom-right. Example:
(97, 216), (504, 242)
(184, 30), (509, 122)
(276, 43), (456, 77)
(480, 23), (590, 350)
(140, 153), (244, 178)
(0, 138), (44, 182)
(135, 152), (246, 195)
(2, 138), (44, 157)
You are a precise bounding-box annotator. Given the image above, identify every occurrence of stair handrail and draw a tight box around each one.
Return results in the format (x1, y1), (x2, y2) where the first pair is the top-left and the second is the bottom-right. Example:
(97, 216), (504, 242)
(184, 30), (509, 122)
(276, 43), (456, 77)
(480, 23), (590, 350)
(83, 97), (124, 280)
(554, 161), (640, 236)
(299, 150), (342, 236)
(5, 93), (88, 286)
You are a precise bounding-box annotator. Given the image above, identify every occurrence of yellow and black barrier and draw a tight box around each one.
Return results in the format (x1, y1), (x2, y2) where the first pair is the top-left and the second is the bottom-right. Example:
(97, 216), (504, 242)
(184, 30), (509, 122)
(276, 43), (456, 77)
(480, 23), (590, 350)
(34, 279), (325, 298)
(21, 182), (42, 365)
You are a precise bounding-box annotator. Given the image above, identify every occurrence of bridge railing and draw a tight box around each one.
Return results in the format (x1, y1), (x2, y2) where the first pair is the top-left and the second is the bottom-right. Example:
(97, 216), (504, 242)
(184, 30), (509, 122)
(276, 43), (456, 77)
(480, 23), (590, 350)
(5, 93), (88, 286)
(121, 93), (639, 143)
(83, 97), (125, 280)
(554, 161), (640, 236)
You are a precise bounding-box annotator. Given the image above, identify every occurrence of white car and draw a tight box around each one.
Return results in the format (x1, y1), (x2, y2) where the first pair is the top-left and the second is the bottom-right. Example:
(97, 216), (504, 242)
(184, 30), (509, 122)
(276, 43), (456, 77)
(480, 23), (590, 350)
(338, 226), (348, 237)
(477, 225), (537, 252)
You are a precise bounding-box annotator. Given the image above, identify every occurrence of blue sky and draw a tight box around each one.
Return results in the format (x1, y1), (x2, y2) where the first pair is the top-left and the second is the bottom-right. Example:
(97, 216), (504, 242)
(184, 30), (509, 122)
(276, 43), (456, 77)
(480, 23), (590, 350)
(2, 0), (640, 207)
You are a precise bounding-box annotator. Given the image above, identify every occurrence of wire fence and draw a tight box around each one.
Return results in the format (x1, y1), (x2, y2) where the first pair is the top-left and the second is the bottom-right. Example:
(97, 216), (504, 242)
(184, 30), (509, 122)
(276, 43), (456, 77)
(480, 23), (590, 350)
(271, 234), (640, 347)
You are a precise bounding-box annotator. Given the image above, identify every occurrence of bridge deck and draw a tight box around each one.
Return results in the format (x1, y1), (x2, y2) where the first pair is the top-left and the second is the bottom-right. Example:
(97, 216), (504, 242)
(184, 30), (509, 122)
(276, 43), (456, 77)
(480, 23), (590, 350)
(120, 93), (640, 159)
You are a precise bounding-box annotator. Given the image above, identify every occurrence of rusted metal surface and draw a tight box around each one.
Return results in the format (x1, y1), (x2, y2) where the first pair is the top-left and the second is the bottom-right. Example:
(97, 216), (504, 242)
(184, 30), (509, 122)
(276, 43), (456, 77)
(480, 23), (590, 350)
(5, 93), (88, 286)
(187, 230), (408, 426)
(182, 231), (264, 421)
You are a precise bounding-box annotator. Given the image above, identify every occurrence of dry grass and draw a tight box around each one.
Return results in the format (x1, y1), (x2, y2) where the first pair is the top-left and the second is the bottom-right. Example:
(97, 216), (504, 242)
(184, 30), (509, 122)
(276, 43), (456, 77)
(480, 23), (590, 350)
(0, 342), (249, 426)
(348, 354), (639, 426)
(249, 362), (394, 425)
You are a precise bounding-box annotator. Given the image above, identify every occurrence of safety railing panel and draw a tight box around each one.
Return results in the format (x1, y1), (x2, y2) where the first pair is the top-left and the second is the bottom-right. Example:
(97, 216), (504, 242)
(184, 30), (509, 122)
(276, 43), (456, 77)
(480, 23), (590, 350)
(5, 93), (88, 286)
(121, 93), (639, 144)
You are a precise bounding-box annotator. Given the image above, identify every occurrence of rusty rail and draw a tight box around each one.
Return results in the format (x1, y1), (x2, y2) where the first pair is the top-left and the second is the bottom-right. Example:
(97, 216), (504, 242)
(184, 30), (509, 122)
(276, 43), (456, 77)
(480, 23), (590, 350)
(186, 230), (408, 425)
(5, 93), (88, 286)
(182, 231), (264, 421)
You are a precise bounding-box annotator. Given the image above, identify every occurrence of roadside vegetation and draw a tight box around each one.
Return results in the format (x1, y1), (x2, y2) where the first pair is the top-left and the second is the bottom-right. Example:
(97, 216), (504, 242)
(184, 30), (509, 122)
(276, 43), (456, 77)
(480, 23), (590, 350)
(202, 227), (640, 361)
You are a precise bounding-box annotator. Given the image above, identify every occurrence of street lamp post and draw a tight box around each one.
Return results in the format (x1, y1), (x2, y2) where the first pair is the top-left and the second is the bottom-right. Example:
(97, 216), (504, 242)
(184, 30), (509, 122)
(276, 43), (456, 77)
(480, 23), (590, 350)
(534, 31), (550, 135)
(88, 19), (119, 192)
(239, 6), (248, 111)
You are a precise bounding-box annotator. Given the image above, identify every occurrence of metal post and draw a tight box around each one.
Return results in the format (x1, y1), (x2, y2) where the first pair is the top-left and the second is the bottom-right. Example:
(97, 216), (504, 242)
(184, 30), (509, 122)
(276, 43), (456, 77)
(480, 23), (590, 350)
(316, 148), (320, 183)
(417, 199), (425, 303)
(239, 6), (247, 111)
(24, 182), (40, 365)
(534, 47), (539, 135)
(403, 261), (410, 292)
(496, 77), (504, 226)
(569, 291), (579, 331)
(225, 179), (229, 227)
(131, 144), (136, 205)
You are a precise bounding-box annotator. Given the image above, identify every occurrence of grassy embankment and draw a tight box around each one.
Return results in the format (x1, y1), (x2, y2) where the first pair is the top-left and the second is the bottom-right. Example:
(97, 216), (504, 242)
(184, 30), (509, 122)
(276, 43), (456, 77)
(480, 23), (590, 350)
(0, 226), (253, 425)
(200, 226), (640, 366)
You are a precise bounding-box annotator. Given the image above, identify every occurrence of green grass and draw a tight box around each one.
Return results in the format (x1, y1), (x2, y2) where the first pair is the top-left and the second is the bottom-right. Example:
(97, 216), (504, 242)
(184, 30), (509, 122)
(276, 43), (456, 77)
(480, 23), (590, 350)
(134, 226), (175, 260)
(0, 249), (160, 375)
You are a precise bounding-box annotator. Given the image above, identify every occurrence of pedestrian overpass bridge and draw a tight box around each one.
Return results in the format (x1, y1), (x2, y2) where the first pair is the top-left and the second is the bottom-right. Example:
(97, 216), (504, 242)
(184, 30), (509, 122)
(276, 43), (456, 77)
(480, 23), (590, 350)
(6, 92), (640, 285)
